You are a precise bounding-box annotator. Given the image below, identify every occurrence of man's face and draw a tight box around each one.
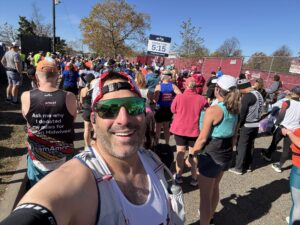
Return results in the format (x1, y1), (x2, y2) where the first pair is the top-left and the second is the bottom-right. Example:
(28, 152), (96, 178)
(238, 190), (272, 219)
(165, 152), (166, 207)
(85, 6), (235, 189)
(95, 79), (146, 159)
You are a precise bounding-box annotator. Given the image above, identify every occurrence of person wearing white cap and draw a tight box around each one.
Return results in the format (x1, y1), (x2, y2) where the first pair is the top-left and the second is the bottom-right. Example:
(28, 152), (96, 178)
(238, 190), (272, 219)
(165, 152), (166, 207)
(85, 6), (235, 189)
(1, 41), (23, 104)
(191, 75), (240, 225)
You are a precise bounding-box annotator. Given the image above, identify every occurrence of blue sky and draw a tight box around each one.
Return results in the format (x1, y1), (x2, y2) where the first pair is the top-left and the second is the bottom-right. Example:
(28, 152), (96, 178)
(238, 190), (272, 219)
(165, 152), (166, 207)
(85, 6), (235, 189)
(0, 0), (299, 56)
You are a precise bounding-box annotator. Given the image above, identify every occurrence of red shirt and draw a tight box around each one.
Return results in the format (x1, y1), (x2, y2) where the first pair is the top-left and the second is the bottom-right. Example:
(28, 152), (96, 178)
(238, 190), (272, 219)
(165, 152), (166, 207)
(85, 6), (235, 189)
(170, 89), (208, 137)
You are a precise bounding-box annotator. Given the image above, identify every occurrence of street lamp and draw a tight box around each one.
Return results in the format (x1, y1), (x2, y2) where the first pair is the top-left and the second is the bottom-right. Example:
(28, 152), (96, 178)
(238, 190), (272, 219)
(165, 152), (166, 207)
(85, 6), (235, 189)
(52, 0), (60, 52)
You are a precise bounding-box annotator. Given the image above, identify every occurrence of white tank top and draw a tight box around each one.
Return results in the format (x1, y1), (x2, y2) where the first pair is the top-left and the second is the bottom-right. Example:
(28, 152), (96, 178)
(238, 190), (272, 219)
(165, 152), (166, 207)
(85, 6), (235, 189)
(281, 99), (300, 130)
(75, 147), (170, 225)
(111, 151), (169, 225)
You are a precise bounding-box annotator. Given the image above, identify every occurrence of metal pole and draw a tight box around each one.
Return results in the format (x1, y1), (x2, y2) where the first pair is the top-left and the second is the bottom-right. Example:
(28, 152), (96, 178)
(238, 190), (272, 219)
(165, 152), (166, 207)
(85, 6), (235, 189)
(52, 0), (56, 52)
(267, 56), (274, 86)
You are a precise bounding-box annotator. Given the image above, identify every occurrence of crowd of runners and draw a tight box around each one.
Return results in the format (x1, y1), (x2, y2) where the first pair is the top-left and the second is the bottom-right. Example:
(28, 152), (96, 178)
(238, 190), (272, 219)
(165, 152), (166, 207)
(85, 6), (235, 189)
(1, 42), (300, 225)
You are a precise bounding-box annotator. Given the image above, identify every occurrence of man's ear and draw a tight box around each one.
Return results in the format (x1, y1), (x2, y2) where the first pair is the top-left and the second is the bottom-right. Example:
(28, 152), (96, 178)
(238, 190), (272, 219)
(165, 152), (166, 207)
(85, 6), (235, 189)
(91, 111), (96, 124)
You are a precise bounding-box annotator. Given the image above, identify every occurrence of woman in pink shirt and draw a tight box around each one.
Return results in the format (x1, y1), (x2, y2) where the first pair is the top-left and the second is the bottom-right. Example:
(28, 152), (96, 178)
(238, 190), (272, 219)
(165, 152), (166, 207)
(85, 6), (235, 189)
(170, 77), (208, 186)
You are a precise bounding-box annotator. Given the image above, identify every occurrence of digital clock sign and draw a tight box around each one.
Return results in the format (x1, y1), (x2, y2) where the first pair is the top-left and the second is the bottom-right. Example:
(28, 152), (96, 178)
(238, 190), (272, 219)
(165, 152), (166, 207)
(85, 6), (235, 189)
(147, 34), (171, 57)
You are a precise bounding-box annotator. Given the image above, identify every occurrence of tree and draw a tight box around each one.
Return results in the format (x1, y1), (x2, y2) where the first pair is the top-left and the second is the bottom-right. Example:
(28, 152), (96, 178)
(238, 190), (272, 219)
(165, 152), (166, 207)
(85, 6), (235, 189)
(80, 0), (150, 57)
(55, 38), (68, 54)
(246, 52), (269, 70)
(178, 18), (207, 57)
(0, 23), (18, 43)
(216, 37), (242, 57)
(210, 51), (223, 57)
(31, 2), (52, 37)
(271, 45), (292, 73)
(17, 16), (36, 39)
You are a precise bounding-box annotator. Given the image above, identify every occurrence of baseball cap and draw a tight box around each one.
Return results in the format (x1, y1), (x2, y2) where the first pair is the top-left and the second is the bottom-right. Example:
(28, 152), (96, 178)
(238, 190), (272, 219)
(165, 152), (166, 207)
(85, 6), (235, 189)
(92, 71), (141, 107)
(291, 86), (300, 96)
(237, 78), (251, 90)
(36, 57), (58, 74)
(212, 74), (237, 92)
(11, 41), (20, 47)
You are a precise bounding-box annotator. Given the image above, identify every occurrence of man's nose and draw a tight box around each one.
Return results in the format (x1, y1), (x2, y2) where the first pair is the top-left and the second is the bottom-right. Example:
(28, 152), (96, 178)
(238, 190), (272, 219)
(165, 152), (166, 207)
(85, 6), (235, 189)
(114, 106), (130, 124)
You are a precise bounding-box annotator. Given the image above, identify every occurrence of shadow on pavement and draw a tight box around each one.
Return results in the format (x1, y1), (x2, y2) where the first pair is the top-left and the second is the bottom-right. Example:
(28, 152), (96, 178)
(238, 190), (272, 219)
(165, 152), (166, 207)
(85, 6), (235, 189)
(0, 111), (26, 125)
(74, 121), (84, 129)
(0, 147), (27, 160)
(215, 178), (289, 225)
(251, 148), (283, 171)
(74, 131), (84, 142)
(0, 126), (14, 140)
(230, 147), (284, 172)
(0, 178), (24, 185)
(0, 169), (26, 176)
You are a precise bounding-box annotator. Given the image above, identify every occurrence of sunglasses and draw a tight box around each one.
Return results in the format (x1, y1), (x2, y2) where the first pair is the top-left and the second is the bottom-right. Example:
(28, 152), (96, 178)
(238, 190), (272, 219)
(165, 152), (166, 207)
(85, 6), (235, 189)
(94, 97), (145, 119)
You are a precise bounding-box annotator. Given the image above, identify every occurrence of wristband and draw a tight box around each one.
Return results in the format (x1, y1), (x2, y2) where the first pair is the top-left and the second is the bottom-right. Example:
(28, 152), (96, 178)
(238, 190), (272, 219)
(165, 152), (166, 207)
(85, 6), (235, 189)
(189, 153), (198, 158)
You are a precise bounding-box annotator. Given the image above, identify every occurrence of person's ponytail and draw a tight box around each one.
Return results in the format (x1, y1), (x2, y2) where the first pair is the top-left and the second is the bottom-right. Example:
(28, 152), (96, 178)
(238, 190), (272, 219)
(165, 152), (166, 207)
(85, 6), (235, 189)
(223, 87), (240, 114)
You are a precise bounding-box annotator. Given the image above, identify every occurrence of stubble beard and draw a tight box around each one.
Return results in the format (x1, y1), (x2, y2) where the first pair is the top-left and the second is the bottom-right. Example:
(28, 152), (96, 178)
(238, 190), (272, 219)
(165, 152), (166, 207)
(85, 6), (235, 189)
(96, 122), (146, 160)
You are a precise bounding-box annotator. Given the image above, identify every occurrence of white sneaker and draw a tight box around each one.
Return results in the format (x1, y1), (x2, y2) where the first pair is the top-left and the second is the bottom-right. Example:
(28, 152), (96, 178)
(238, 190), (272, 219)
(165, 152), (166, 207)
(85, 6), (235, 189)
(286, 216), (289, 224)
(272, 163), (282, 173)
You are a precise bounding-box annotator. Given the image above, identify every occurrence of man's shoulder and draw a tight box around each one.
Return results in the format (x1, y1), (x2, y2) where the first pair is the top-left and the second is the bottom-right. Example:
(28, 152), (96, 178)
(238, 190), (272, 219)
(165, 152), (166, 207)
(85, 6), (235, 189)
(44, 158), (95, 191)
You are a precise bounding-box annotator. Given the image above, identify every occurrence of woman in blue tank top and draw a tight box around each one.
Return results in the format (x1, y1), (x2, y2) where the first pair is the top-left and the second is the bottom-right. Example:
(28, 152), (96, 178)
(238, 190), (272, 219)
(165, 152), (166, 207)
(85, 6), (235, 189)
(153, 71), (181, 145)
(191, 75), (240, 225)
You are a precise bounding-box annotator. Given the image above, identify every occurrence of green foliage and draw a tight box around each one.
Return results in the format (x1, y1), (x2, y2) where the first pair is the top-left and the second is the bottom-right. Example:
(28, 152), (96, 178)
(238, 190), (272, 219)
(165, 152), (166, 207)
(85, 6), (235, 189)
(80, 0), (150, 57)
(17, 16), (36, 39)
(55, 38), (67, 54)
(271, 45), (292, 73)
(246, 52), (270, 71)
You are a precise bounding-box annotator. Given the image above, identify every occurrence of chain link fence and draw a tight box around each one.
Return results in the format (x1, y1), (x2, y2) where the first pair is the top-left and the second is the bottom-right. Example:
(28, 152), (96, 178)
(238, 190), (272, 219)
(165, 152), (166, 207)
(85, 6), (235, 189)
(242, 56), (300, 90)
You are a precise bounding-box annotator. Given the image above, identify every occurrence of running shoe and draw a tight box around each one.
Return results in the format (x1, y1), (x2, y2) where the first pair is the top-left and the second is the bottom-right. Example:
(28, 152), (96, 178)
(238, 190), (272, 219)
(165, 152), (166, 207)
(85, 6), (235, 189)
(228, 168), (243, 175)
(272, 163), (282, 173)
(261, 151), (271, 162)
(174, 174), (183, 184)
(189, 178), (198, 187)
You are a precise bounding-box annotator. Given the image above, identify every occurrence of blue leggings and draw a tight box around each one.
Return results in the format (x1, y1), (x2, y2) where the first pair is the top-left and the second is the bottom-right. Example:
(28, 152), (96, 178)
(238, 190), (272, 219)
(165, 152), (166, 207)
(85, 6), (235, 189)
(289, 166), (300, 225)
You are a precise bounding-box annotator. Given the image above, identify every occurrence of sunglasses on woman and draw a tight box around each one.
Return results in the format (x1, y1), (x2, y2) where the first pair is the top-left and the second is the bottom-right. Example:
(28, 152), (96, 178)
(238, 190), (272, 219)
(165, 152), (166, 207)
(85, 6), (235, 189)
(94, 96), (145, 119)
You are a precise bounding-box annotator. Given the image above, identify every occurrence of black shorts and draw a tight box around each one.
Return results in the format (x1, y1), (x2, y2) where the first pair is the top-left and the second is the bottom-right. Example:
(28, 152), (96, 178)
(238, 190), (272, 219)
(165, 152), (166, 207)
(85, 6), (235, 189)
(198, 153), (223, 178)
(82, 109), (91, 122)
(198, 138), (233, 178)
(174, 135), (197, 147)
(64, 86), (79, 95)
(154, 107), (173, 123)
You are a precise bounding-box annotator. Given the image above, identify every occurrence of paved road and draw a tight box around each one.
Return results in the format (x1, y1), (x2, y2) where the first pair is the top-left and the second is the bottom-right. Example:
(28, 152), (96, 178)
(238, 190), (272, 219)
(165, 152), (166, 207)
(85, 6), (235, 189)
(74, 115), (290, 225)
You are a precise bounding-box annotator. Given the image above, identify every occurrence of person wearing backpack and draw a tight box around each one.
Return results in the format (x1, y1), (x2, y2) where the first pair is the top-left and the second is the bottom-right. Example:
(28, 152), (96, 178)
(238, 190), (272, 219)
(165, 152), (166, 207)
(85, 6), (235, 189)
(0, 71), (184, 225)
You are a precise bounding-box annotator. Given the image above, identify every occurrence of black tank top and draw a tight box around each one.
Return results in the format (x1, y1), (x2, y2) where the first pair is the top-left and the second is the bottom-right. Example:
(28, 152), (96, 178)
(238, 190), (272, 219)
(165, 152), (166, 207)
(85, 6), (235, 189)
(82, 88), (92, 109)
(25, 89), (75, 161)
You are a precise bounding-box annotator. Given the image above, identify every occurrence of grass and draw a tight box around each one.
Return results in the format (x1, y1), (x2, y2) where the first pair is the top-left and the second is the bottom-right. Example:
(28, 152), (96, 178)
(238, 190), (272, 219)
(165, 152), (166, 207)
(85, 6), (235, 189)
(0, 75), (29, 200)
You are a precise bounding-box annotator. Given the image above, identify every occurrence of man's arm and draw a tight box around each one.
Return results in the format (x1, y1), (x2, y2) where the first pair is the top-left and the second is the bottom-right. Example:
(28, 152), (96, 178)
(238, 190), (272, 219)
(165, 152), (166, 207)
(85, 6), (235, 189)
(153, 84), (161, 103)
(172, 84), (182, 95)
(14, 53), (23, 73)
(65, 91), (77, 120)
(20, 91), (30, 117)
(1, 55), (6, 66)
(0, 159), (98, 225)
